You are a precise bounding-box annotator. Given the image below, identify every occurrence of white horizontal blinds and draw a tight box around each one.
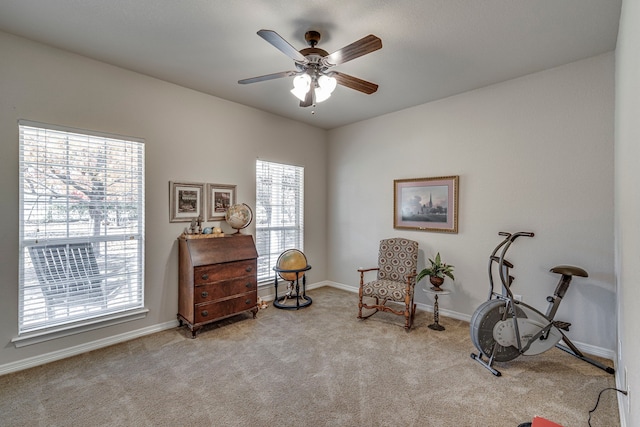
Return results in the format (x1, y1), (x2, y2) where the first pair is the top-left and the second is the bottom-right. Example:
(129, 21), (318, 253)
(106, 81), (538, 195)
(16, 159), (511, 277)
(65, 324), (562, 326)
(255, 160), (304, 282)
(19, 121), (145, 333)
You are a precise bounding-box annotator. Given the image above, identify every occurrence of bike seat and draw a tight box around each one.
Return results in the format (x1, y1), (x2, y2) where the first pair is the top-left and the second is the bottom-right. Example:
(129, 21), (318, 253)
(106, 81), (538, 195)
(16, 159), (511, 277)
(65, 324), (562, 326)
(550, 265), (588, 278)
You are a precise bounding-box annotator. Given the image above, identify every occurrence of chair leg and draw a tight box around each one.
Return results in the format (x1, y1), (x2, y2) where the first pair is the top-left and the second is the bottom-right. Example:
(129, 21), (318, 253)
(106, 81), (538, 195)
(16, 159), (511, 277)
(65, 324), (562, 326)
(404, 299), (412, 330)
(404, 281), (416, 330)
(359, 296), (380, 319)
(358, 272), (380, 320)
(404, 302), (417, 330)
(358, 280), (364, 319)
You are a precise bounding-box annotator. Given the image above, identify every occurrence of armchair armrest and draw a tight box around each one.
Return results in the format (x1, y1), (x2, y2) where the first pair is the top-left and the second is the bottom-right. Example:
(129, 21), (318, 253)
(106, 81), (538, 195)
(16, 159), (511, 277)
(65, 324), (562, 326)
(358, 267), (379, 289)
(405, 271), (417, 286)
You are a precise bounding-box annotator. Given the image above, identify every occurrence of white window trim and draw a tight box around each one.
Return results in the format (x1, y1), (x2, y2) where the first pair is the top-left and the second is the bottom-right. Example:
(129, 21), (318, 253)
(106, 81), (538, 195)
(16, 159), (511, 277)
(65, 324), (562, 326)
(18, 120), (145, 336)
(255, 159), (304, 283)
(11, 308), (149, 348)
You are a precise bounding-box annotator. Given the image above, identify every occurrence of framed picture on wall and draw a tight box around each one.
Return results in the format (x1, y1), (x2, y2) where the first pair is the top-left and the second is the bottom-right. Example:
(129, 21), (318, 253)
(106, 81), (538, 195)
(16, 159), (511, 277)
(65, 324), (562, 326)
(169, 181), (205, 222)
(206, 183), (236, 221)
(393, 175), (459, 233)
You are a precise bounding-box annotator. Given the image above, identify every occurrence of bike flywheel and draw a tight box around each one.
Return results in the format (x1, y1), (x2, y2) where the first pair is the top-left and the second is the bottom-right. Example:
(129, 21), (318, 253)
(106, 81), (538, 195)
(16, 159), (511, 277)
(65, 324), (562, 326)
(470, 299), (525, 362)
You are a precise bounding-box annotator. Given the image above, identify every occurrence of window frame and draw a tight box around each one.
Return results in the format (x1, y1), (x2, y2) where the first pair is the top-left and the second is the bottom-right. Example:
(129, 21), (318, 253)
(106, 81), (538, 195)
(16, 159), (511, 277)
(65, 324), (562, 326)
(17, 120), (146, 342)
(255, 159), (305, 283)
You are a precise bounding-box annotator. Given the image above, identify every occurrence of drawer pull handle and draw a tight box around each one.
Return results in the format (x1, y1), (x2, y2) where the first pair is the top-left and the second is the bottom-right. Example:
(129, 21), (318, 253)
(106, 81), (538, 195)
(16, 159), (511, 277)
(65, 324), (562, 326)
(245, 267), (252, 272)
(201, 291), (209, 298)
(201, 310), (209, 317)
(245, 299), (252, 305)
(245, 282), (252, 288)
(201, 273), (209, 280)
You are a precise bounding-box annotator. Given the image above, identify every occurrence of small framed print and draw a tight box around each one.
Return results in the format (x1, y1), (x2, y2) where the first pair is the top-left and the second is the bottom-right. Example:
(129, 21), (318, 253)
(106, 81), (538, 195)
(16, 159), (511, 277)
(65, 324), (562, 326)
(394, 175), (459, 233)
(169, 181), (204, 222)
(206, 183), (236, 221)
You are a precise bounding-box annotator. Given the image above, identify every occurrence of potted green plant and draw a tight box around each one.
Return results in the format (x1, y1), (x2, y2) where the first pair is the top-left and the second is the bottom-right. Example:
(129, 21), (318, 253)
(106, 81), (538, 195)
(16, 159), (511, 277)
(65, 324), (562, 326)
(416, 252), (455, 291)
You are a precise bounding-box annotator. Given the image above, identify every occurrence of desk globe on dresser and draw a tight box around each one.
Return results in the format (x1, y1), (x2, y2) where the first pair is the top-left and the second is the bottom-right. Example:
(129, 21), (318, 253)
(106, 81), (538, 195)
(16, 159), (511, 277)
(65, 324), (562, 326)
(225, 203), (253, 234)
(273, 249), (312, 309)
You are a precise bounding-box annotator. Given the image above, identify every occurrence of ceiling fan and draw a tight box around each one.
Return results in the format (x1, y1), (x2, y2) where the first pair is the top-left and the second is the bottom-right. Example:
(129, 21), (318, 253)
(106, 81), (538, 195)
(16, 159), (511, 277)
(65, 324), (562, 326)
(238, 29), (382, 107)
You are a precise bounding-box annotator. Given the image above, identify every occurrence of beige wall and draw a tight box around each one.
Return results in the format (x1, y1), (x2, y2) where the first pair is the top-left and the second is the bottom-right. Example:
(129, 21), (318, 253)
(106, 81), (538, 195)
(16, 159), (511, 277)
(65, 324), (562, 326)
(615, 0), (640, 424)
(327, 53), (616, 354)
(0, 27), (623, 384)
(0, 31), (327, 367)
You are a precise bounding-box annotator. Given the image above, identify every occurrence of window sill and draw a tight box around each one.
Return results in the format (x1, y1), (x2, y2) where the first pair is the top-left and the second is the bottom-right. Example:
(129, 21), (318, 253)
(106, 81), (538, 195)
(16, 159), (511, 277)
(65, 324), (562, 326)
(11, 308), (149, 348)
(258, 280), (274, 288)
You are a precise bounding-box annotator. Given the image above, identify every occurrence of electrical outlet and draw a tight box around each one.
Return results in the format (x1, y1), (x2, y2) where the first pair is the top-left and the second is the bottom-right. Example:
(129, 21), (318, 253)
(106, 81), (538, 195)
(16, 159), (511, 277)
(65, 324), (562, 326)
(514, 294), (523, 302)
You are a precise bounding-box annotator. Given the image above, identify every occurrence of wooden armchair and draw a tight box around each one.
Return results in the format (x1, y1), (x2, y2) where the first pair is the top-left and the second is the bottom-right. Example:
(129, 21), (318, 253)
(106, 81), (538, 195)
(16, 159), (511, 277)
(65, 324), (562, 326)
(358, 238), (418, 330)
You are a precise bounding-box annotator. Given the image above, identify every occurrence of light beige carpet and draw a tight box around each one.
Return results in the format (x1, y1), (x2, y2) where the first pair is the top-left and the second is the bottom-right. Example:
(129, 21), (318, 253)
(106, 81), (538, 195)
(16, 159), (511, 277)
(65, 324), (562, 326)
(0, 287), (620, 426)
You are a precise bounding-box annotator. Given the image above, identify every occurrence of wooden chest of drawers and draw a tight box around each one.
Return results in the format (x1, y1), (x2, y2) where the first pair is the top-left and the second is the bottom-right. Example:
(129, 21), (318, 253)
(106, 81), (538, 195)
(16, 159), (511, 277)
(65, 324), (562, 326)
(177, 234), (258, 338)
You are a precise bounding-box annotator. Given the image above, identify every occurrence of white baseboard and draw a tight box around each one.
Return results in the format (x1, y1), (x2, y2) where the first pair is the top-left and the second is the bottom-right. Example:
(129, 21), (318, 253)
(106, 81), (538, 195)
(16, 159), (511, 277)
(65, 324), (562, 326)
(0, 281), (615, 375)
(616, 362), (629, 427)
(0, 320), (178, 376)
(322, 281), (615, 360)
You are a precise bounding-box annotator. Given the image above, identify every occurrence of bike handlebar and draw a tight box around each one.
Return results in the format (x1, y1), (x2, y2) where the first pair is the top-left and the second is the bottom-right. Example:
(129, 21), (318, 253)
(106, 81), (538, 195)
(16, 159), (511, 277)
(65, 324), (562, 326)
(515, 232), (535, 238)
(498, 231), (535, 240)
(489, 231), (535, 298)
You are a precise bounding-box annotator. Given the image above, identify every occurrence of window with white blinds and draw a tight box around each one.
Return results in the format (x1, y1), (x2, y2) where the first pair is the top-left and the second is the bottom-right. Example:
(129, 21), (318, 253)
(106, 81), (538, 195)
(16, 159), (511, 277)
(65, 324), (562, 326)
(255, 160), (304, 282)
(18, 120), (145, 334)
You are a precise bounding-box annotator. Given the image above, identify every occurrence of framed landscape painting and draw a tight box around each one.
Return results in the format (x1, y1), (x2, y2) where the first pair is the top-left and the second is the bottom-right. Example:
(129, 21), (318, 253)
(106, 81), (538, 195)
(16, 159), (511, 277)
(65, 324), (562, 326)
(393, 176), (459, 233)
(206, 183), (236, 221)
(169, 181), (204, 222)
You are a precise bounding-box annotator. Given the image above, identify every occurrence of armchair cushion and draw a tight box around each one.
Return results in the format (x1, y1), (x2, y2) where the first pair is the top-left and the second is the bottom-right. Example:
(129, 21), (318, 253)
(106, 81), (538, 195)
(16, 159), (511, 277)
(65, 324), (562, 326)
(362, 279), (408, 302)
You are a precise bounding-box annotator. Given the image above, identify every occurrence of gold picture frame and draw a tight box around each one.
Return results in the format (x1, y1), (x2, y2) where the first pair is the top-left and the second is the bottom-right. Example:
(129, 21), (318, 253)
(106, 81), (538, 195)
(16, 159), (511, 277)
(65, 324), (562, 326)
(393, 176), (459, 233)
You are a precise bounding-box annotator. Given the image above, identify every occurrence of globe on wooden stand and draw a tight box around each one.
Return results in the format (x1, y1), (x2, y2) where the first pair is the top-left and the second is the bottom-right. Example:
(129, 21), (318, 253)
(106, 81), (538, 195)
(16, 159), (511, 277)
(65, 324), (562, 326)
(273, 249), (312, 309)
(276, 249), (308, 282)
(224, 203), (253, 234)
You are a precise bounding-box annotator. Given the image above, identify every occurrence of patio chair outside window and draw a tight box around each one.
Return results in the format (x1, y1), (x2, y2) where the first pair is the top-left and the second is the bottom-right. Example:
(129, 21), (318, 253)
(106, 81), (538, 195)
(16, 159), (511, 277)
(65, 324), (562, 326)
(29, 243), (112, 319)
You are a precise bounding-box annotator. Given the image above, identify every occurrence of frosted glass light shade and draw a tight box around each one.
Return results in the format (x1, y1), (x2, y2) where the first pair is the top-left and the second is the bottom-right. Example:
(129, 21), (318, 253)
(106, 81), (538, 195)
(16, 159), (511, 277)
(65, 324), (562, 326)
(291, 74), (311, 101)
(315, 75), (337, 103)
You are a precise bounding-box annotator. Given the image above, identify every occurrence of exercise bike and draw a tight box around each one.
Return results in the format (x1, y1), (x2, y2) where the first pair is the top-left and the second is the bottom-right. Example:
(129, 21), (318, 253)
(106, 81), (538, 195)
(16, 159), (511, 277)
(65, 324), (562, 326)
(469, 231), (615, 377)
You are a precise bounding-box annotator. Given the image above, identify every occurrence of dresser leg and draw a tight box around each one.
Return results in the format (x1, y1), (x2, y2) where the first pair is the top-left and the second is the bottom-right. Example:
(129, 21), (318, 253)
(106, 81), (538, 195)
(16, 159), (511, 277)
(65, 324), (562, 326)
(252, 307), (258, 318)
(190, 325), (201, 339)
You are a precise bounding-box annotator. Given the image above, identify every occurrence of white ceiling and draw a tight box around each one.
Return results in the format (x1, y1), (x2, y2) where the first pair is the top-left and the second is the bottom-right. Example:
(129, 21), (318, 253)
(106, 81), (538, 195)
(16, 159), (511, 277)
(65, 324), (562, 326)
(0, 0), (621, 130)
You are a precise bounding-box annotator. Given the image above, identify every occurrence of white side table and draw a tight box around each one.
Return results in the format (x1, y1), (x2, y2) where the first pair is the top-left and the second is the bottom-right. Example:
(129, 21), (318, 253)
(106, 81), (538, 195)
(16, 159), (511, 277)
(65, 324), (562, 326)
(423, 287), (451, 331)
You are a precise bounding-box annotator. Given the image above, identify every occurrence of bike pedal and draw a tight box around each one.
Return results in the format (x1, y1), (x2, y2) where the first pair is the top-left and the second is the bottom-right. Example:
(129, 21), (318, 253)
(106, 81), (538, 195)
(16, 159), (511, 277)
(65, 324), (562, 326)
(553, 321), (571, 331)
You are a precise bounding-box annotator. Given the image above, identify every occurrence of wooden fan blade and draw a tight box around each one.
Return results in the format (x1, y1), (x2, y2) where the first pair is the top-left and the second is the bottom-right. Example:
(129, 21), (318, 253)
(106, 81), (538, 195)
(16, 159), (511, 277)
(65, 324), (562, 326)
(257, 29), (307, 63)
(332, 72), (379, 94)
(322, 34), (382, 67)
(300, 87), (314, 107)
(238, 71), (297, 84)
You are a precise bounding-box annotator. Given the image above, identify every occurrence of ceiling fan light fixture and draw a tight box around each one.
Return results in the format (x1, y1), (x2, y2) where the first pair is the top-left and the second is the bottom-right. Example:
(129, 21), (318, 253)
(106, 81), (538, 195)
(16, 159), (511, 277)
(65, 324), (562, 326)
(314, 74), (337, 104)
(242, 29), (381, 107)
(318, 74), (337, 91)
(291, 74), (311, 101)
